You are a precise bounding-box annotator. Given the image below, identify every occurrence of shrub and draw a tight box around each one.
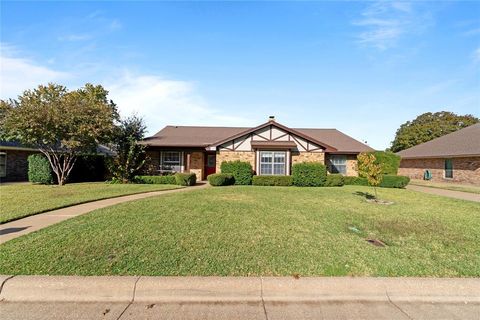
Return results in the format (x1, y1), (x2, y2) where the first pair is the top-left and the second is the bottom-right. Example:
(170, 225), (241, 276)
(344, 176), (368, 186)
(252, 175), (293, 186)
(379, 175), (410, 188)
(207, 173), (235, 186)
(174, 172), (197, 186)
(220, 161), (253, 185)
(358, 151), (400, 177)
(135, 175), (176, 185)
(28, 154), (54, 185)
(291, 162), (327, 187)
(325, 174), (344, 187)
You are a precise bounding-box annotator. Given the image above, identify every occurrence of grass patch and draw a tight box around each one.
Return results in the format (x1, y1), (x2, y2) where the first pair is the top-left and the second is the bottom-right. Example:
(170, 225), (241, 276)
(0, 186), (479, 277)
(0, 182), (181, 223)
(410, 179), (480, 194)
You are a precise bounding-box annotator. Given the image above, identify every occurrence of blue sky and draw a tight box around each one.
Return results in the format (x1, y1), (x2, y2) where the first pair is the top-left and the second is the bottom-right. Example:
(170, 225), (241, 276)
(1, 1), (479, 149)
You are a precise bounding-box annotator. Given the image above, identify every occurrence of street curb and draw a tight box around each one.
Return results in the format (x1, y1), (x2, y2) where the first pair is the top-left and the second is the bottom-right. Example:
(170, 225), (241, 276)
(0, 276), (479, 303)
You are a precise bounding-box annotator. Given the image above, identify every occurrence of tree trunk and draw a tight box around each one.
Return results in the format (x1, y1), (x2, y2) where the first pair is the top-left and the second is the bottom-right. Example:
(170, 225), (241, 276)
(40, 149), (77, 186)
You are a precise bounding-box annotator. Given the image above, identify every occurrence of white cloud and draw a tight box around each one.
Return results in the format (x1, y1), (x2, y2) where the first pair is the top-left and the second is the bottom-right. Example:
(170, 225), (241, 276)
(353, 1), (431, 50)
(473, 47), (480, 64)
(0, 44), (70, 98)
(58, 34), (92, 42)
(106, 72), (251, 136)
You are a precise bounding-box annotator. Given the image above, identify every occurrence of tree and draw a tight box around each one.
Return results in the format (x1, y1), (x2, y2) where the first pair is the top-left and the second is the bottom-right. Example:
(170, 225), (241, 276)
(357, 152), (383, 200)
(1, 83), (118, 185)
(107, 115), (147, 183)
(390, 111), (479, 152)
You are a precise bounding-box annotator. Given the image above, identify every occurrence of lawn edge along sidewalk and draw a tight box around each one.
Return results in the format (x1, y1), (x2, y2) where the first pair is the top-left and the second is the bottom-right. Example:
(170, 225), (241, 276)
(0, 183), (208, 244)
(0, 276), (479, 303)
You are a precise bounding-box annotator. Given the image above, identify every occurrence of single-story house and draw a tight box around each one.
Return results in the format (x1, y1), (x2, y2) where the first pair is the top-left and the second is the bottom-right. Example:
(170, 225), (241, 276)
(140, 117), (374, 180)
(0, 141), (39, 182)
(397, 123), (480, 185)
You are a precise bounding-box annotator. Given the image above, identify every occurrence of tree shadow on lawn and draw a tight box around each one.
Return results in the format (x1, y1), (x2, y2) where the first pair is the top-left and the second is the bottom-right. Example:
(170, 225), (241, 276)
(353, 191), (375, 200)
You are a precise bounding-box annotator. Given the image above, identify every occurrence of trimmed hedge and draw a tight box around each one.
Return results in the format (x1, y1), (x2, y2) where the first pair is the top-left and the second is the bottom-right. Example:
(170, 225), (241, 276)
(207, 173), (235, 186)
(344, 176), (368, 186)
(28, 154), (54, 185)
(252, 175), (293, 186)
(379, 175), (410, 188)
(325, 174), (344, 187)
(291, 162), (327, 187)
(175, 172), (197, 186)
(220, 161), (253, 185)
(344, 175), (409, 188)
(358, 151), (401, 176)
(135, 175), (176, 185)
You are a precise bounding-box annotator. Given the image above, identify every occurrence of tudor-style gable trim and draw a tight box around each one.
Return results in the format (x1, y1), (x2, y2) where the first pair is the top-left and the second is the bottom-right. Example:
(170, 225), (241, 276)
(209, 120), (338, 152)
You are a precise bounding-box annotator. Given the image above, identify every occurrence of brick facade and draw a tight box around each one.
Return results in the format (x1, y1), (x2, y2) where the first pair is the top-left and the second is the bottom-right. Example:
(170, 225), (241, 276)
(0, 149), (39, 182)
(216, 151), (256, 173)
(346, 155), (358, 177)
(398, 157), (480, 185)
(189, 151), (204, 180)
(291, 151), (325, 164)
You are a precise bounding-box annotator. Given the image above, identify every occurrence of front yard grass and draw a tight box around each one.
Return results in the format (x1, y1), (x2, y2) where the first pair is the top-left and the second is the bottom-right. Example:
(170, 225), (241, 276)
(410, 179), (480, 194)
(0, 182), (182, 223)
(0, 185), (479, 277)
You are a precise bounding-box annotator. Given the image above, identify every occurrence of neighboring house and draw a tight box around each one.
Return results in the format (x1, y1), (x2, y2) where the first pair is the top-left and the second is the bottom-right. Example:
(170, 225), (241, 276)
(0, 142), (115, 183)
(0, 141), (39, 182)
(140, 117), (374, 180)
(397, 123), (480, 185)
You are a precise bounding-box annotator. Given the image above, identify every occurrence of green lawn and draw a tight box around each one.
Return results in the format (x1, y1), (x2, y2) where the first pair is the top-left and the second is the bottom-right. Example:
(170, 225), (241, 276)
(0, 182), (182, 223)
(410, 179), (480, 194)
(0, 185), (479, 277)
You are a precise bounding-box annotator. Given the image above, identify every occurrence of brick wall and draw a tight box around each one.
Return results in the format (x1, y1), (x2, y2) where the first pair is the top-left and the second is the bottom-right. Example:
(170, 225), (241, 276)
(346, 155), (358, 177)
(398, 157), (480, 184)
(291, 152), (325, 164)
(0, 149), (39, 182)
(189, 151), (204, 180)
(216, 151), (255, 173)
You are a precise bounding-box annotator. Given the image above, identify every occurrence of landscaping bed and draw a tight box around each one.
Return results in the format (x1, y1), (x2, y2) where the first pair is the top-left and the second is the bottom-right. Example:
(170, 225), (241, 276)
(0, 185), (478, 277)
(0, 182), (181, 223)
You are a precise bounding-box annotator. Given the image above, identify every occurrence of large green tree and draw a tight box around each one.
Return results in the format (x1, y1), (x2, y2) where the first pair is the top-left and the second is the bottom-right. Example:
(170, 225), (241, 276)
(1, 83), (118, 185)
(390, 111), (479, 152)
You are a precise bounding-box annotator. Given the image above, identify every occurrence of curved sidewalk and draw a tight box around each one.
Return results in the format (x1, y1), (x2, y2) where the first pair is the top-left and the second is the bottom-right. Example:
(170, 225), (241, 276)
(406, 185), (480, 202)
(0, 183), (208, 244)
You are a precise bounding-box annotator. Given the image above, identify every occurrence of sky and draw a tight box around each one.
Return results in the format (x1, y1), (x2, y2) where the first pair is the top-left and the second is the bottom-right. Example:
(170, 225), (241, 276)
(1, 1), (479, 150)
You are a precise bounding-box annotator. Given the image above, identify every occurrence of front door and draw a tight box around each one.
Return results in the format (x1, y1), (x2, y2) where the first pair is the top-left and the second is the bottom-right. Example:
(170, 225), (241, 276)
(205, 153), (216, 177)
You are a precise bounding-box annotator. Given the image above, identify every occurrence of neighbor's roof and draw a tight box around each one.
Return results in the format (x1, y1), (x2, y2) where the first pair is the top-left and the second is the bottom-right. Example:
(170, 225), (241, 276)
(397, 123), (480, 159)
(141, 123), (374, 153)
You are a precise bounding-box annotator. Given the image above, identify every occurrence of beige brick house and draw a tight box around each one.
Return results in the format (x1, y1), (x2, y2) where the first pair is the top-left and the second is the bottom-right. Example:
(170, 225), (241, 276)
(141, 117), (373, 180)
(397, 123), (480, 185)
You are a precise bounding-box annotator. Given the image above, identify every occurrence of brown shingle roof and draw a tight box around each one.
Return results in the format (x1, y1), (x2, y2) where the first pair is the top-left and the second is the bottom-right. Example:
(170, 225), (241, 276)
(397, 123), (480, 159)
(141, 123), (374, 153)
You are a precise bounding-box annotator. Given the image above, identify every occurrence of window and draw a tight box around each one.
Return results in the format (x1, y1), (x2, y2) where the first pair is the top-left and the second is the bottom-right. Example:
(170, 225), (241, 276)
(259, 151), (286, 175)
(329, 155), (347, 175)
(160, 151), (183, 172)
(0, 153), (5, 178)
(444, 159), (453, 179)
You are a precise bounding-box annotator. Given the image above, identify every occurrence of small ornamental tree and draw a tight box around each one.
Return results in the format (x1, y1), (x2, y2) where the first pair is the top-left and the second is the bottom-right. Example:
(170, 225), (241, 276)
(357, 152), (383, 200)
(1, 83), (118, 185)
(107, 115), (147, 183)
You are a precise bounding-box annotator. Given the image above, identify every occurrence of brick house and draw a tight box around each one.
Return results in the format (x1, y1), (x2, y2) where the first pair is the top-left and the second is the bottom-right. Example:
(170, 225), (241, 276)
(397, 123), (480, 185)
(140, 117), (374, 180)
(0, 141), (40, 182)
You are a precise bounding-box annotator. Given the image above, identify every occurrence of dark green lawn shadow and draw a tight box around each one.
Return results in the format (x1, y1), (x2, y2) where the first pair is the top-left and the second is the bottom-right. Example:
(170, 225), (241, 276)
(353, 191), (375, 200)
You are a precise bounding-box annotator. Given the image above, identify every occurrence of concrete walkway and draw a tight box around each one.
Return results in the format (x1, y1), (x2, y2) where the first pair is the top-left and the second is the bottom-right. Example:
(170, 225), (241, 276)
(0, 183), (208, 244)
(407, 185), (480, 202)
(0, 276), (478, 319)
